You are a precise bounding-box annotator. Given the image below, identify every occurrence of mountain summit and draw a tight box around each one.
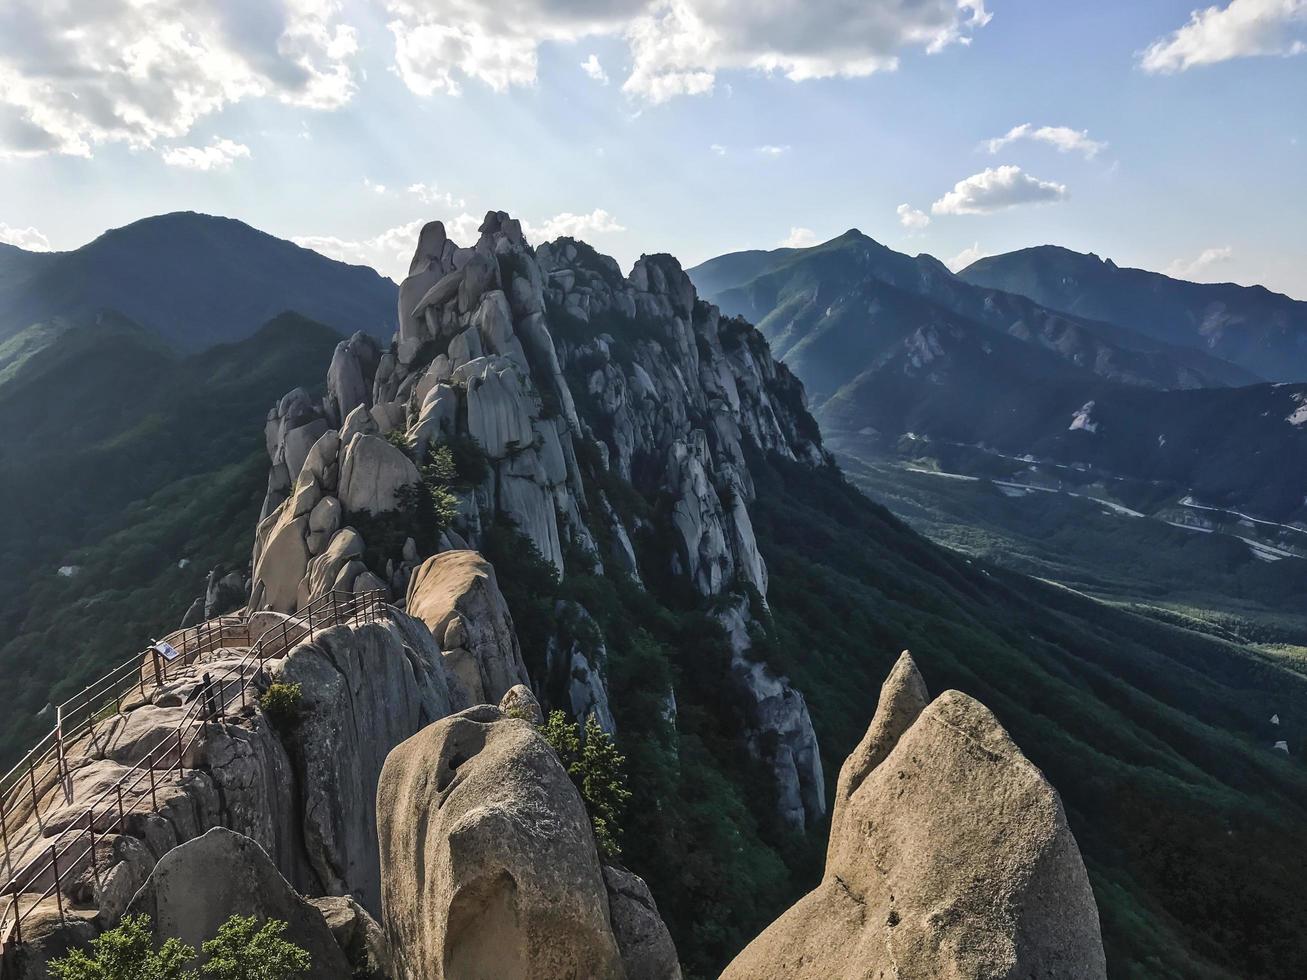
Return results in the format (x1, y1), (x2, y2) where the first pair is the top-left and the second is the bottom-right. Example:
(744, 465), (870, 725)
(0, 212), (396, 352)
(960, 244), (1307, 382)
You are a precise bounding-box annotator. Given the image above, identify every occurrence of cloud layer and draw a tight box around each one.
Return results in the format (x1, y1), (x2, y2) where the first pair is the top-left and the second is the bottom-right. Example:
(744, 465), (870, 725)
(1141, 0), (1307, 73)
(296, 208), (625, 279)
(161, 139), (251, 172)
(385, 0), (992, 103)
(0, 0), (357, 159)
(931, 165), (1068, 215)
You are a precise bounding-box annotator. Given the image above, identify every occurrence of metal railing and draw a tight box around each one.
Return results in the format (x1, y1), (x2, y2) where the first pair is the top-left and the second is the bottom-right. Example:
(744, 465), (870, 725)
(0, 590), (387, 953)
(0, 615), (249, 842)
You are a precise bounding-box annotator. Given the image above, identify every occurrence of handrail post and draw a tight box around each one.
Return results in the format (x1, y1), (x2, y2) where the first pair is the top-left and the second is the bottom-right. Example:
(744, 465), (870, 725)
(55, 708), (70, 806)
(49, 845), (63, 920)
(116, 786), (125, 832)
(0, 794), (14, 890)
(87, 821), (99, 889)
(10, 891), (20, 945)
(147, 762), (157, 810)
(176, 729), (184, 777)
(28, 761), (40, 829)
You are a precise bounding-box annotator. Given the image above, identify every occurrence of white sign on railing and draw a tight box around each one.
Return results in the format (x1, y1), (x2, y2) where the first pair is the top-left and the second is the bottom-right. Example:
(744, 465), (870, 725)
(152, 640), (181, 662)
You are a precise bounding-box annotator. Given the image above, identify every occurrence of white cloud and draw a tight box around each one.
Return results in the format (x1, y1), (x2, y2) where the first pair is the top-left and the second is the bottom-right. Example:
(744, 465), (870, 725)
(407, 182), (466, 208)
(945, 242), (987, 272)
(161, 138), (251, 171)
(984, 123), (1106, 159)
(1165, 246), (1235, 280)
(897, 204), (931, 231)
(780, 227), (818, 248)
(1141, 0), (1307, 73)
(363, 177), (390, 195)
(710, 143), (727, 156)
(523, 209), (626, 242)
(931, 165), (1068, 215)
(0, 222), (52, 251)
(295, 209), (626, 278)
(581, 54), (610, 84)
(294, 214), (481, 280)
(0, 0), (358, 159)
(383, 0), (992, 103)
(756, 144), (791, 156)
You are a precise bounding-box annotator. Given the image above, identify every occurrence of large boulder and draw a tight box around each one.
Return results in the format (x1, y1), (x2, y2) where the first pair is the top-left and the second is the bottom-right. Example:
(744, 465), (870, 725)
(377, 705), (625, 980)
(721, 652), (1107, 980)
(602, 865), (682, 980)
(252, 510), (310, 613)
(338, 433), (421, 515)
(274, 614), (455, 916)
(405, 551), (530, 705)
(310, 896), (390, 980)
(126, 827), (352, 978)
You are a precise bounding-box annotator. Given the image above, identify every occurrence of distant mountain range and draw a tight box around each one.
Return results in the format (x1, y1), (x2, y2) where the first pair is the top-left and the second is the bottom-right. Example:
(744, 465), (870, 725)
(960, 245), (1307, 382)
(0, 212), (397, 352)
(689, 231), (1307, 527)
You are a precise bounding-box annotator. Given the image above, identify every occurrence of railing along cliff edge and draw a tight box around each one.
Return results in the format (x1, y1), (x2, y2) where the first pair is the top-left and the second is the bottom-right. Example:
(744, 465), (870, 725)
(0, 589), (387, 954)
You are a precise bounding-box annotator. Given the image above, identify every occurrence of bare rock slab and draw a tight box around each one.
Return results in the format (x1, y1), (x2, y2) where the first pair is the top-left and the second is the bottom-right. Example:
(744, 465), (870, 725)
(721, 652), (1107, 980)
(126, 827), (352, 978)
(376, 705), (625, 980)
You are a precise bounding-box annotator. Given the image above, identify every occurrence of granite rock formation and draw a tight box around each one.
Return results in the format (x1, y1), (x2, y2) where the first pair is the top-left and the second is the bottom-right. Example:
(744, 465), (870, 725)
(721, 652), (1107, 980)
(248, 211), (828, 829)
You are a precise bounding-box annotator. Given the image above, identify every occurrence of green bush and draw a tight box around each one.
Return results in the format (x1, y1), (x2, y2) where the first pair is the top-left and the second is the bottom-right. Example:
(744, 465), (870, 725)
(48, 914), (310, 980)
(200, 915), (310, 980)
(540, 710), (632, 860)
(258, 682), (303, 730)
(49, 915), (197, 980)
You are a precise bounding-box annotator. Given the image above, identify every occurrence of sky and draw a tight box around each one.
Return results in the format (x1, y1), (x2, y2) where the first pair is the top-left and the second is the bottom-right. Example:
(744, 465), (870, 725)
(0, 0), (1304, 298)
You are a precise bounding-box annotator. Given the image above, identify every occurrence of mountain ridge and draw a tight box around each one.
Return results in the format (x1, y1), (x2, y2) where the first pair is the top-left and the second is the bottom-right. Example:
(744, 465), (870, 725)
(960, 244), (1307, 381)
(0, 212), (397, 353)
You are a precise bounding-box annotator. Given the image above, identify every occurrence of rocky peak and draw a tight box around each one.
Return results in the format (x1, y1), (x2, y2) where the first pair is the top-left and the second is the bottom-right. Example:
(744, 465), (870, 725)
(250, 209), (829, 830)
(722, 652), (1107, 979)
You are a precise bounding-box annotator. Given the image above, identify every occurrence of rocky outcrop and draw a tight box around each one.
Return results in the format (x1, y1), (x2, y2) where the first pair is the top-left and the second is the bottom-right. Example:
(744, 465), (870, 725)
(0, 608), (460, 980)
(272, 615), (456, 915)
(721, 652), (1107, 980)
(126, 827), (352, 978)
(405, 551), (529, 706)
(602, 865), (682, 980)
(249, 209), (828, 826)
(311, 895), (390, 980)
(376, 705), (627, 980)
(545, 601), (616, 734)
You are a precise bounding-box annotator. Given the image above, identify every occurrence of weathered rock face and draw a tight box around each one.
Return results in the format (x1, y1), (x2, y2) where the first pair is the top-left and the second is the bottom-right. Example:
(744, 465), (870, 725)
(721, 652), (1107, 980)
(602, 865), (682, 980)
(405, 551), (530, 706)
(0, 609), (461, 980)
(376, 705), (626, 980)
(250, 209), (829, 825)
(545, 600), (616, 734)
(126, 827), (352, 978)
(310, 895), (391, 980)
(273, 615), (456, 915)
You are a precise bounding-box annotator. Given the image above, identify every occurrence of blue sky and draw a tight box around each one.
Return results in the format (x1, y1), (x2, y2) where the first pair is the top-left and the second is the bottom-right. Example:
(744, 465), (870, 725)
(0, 0), (1304, 297)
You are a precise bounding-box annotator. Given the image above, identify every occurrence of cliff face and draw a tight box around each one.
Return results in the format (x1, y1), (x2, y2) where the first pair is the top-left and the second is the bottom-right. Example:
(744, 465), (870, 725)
(250, 211), (829, 830)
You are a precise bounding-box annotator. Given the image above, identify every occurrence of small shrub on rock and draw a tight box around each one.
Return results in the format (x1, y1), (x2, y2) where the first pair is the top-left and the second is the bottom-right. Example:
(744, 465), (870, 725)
(259, 682), (304, 730)
(48, 913), (311, 980)
(201, 914), (310, 980)
(49, 914), (197, 980)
